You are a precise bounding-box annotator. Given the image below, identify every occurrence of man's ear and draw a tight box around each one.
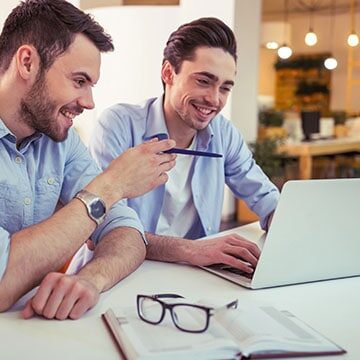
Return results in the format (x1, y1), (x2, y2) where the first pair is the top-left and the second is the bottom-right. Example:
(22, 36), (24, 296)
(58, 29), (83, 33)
(161, 60), (174, 86)
(16, 45), (40, 81)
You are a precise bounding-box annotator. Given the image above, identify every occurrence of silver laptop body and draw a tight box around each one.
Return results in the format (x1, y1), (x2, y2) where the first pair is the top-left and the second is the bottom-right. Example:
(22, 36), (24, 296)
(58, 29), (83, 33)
(202, 178), (360, 289)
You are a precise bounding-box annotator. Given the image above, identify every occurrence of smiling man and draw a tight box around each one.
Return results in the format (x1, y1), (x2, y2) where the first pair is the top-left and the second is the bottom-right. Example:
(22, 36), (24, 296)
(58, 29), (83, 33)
(89, 18), (280, 274)
(0, 0), (176, 319)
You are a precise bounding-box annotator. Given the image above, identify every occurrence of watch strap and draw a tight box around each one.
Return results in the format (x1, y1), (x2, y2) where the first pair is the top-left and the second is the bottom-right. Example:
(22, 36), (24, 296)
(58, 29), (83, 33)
(75, 189), (106, 226)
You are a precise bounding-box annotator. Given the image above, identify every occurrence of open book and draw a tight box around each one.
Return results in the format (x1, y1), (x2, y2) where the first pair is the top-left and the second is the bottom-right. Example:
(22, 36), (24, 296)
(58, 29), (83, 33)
(102, 300), (345, 360)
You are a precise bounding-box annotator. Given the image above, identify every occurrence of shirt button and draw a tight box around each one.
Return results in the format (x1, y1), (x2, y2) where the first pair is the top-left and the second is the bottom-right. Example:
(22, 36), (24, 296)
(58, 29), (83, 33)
(15, 156), (22, 164)
(207, 226), (212, 231)
(24, 197), (32, 205)
(47, 178), (55, 185)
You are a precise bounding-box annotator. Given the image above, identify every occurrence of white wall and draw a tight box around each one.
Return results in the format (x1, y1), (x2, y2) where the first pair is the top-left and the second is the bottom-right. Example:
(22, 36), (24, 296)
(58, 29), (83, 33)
(73, 6), (180, 143)
(233, 0), (262, 142)
(1, 0), (80, 27)
(1, 0), (20, 28)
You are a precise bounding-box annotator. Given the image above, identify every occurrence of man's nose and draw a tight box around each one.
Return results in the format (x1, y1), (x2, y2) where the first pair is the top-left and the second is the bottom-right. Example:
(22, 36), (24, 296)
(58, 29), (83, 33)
(78, 88), (95, 110)
(204, 88), (220, 107)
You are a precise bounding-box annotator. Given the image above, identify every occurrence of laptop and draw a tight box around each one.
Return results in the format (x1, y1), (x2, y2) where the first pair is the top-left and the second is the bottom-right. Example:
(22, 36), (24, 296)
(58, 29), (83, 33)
(201, 178), (360, 289)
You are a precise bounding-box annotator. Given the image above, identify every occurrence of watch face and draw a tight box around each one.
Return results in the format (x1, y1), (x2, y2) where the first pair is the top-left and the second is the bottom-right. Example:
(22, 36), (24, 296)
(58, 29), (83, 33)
(90, 200), (106, 218)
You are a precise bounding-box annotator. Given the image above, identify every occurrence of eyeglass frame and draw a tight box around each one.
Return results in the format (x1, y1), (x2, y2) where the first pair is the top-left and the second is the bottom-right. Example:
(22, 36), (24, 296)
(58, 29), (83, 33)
(136, 293), (238, 333)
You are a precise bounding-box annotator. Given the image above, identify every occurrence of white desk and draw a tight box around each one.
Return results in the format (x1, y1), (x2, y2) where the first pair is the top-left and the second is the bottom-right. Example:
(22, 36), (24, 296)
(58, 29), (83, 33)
(278, 136), (360, 180)
(1, 223), (359, 359)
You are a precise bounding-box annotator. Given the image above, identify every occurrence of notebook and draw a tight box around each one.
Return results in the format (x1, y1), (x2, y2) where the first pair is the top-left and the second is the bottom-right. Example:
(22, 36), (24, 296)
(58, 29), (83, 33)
(201, 178), (360, 289)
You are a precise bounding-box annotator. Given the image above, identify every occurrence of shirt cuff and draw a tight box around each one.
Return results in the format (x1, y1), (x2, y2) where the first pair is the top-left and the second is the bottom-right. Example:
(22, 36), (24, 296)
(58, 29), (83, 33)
(253, 191), (280, 231)
(91, 202), (147, 245)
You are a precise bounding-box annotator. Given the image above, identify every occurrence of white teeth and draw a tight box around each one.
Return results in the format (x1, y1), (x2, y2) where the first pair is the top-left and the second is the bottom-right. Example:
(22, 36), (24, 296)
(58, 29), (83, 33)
(61, 110), (76, 119)
(195, 105), (212, 115)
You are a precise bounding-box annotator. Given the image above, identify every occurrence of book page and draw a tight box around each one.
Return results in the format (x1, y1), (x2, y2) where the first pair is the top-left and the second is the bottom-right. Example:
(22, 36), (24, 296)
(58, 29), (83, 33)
(212, 302), (342, 356)
(111, 306), (238, 360)
(104, 300), (344, 359)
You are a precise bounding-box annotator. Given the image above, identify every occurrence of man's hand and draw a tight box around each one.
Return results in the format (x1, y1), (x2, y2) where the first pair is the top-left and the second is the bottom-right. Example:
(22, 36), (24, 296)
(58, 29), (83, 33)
(189, 234), (261, 273)
(21, 272), (100, 320)
(102, 139), (176, 204)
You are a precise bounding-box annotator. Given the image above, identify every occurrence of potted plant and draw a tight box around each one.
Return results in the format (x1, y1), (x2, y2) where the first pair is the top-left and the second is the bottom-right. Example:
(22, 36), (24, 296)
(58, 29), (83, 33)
(237, 138), (294, 224)
(331, 110), (348, 138)
(249, 138), (288, 189)
(258, 109), (287, 140)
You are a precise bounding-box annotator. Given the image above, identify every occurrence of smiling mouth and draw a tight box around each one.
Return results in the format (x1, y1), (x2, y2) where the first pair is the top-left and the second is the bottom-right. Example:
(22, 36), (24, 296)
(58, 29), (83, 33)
(193, 104), (216, 117)
(60, 109), (80, 120)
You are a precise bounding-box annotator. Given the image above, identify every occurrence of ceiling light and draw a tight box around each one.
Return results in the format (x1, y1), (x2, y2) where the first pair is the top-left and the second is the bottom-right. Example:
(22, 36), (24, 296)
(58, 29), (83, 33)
(347, 32), (359, 47)
(305, 6), (318, 47)
(265, 41), (280, 50)
(305, 29), (318, 46)
(347, 0), (359, 47)
(278, 44), (292, 59)
(324, 0), (338, 71)
(278, 0), (292, 59)
(324, 57), (337, 70)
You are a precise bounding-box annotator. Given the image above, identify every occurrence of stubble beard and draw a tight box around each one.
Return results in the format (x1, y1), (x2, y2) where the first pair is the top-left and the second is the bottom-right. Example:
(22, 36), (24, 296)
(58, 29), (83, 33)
(19, 74), (66, 142)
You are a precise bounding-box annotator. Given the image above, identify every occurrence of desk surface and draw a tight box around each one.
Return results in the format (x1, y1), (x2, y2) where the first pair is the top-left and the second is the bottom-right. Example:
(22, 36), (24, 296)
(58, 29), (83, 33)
(279, 136), (360, 157)
(1, 223), (359, 360)
(278, 136), (360, 179)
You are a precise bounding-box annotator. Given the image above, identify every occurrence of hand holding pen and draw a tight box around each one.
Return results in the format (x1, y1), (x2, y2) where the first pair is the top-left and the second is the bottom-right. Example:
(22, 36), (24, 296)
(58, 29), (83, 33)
(148, 133), (223, 158)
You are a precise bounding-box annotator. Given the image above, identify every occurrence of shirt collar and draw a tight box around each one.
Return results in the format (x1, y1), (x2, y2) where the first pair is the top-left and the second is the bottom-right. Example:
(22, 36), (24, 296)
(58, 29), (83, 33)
(145, 95), (215, 150)
(0, 117), (42, 145)
(0, 118), (16, 141)
(144, 95), (169, 139)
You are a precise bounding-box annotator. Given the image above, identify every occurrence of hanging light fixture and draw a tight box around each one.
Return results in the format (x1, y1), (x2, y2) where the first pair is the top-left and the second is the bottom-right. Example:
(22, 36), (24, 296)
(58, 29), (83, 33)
(261, 22), (289, 50)
(278, 0), (292, 59)
(304, 2), (318, 46)
(347, 0), (359, 47)
(324, 0), (338, 70)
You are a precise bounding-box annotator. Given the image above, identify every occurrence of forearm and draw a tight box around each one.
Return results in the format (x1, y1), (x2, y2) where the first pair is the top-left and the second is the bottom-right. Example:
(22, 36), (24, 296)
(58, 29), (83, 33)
(145, 232), (195, 264)
(77, 227), (146, 293)
(0, 200), (96, 311)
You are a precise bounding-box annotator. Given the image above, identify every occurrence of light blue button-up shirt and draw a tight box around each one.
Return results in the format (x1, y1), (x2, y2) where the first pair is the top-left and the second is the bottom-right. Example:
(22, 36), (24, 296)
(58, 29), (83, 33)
(0, 120), (143, 279)
(89, 96), (280, 239)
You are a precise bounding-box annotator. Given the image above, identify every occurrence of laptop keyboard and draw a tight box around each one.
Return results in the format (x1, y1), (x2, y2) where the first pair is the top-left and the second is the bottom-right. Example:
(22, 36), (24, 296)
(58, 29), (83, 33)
(208, 264), (254, 279)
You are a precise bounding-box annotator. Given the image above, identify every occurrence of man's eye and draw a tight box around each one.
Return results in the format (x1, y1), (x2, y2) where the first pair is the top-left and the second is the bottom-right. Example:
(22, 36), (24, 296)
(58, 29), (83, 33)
(75, 79), (85, 87)
(221, 87), (232, 93)
(197, 79), (209, 85)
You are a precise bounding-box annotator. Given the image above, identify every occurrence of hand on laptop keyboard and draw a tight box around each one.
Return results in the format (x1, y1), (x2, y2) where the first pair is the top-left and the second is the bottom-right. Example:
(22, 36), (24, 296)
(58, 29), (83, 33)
(217, 264), (254, 279)
(188, 233), (260, 274)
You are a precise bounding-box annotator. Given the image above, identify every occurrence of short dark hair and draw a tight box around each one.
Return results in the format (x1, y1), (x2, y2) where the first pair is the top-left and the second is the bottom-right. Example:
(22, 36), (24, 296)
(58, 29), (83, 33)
(0, 0), (114, 73)
(163, 17), (237, 74)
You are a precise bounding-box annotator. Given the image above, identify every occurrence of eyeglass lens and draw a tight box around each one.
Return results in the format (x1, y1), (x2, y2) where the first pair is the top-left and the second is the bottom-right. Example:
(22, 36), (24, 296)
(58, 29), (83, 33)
(172, 304), (208, 332)
(139, 296), (209, 332)
(139, 297), (164, 323)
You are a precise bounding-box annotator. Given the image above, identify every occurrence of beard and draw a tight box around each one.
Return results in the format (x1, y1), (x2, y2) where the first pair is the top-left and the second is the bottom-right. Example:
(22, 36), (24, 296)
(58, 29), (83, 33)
(20, 73), (67, 142)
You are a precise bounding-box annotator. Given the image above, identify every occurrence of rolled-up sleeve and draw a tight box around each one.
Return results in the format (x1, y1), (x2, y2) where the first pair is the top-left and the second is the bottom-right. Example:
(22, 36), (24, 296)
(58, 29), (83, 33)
(61, 129), (146, 245)
(92, 200), (146, 244)
(0, 227), (11, 280)
(223, 121), (280, 231)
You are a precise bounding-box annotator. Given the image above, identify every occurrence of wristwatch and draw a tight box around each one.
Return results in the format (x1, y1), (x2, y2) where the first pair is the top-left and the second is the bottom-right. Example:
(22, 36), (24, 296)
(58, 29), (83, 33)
(75, 190), (107, 226)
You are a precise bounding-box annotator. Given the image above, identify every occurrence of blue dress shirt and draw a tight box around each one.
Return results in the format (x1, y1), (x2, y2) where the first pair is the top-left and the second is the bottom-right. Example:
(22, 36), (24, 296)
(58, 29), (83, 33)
(0, 119), (143, 279)
(89, 96), (280, 239)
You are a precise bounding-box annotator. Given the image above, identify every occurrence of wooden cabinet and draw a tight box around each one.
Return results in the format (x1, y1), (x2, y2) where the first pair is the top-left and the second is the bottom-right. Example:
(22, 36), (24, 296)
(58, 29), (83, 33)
(274, 53), (331, 115)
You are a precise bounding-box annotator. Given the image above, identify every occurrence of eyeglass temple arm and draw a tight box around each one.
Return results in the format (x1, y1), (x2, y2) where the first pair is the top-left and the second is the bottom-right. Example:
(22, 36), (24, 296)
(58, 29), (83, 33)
(152, 293), (185, 299)
(210, 299), (238, 315)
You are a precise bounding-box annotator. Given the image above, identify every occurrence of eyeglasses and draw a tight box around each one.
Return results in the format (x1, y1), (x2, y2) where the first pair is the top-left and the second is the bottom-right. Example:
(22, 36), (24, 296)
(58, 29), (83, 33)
(136, 293), (238, 333)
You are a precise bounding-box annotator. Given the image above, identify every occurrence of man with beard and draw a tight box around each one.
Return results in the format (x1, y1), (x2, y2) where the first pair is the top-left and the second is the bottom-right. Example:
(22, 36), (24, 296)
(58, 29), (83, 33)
(89, 18), (280, 276)
(0, 0), (175, 319)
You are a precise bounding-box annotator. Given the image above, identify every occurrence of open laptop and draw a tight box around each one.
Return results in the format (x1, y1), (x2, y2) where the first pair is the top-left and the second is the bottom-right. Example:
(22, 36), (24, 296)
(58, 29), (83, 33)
(201, 178), (360, 289)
